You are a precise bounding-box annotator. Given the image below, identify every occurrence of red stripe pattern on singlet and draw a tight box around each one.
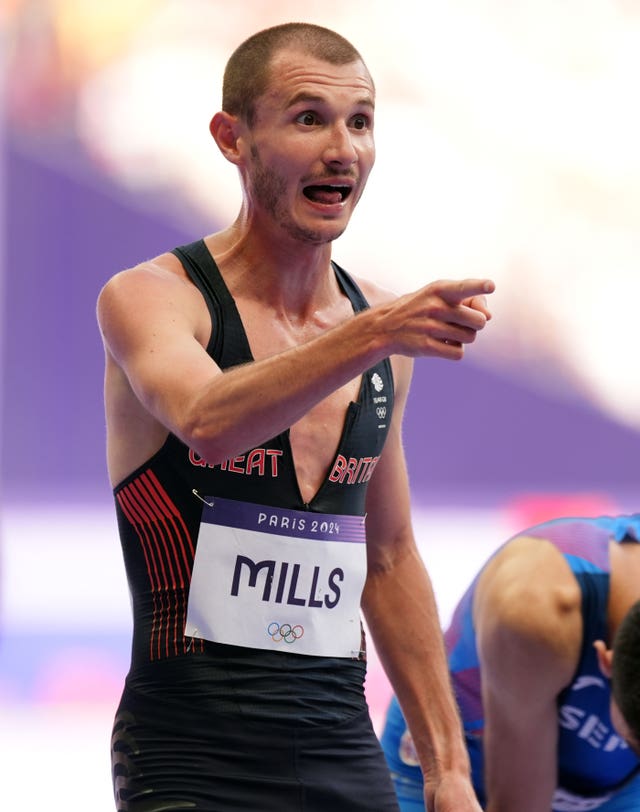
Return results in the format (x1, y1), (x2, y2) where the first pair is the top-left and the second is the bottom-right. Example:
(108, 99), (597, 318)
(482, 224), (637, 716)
(116, 470), (204, 659)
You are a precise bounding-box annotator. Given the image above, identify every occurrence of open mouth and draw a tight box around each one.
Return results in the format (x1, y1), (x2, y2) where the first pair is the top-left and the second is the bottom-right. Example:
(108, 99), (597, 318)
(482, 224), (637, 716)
(303, 185), (352, 205)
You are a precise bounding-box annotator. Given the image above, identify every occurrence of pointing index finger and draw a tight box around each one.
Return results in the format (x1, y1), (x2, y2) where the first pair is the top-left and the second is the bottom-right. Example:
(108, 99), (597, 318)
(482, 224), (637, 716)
(440, 279), (496, 305)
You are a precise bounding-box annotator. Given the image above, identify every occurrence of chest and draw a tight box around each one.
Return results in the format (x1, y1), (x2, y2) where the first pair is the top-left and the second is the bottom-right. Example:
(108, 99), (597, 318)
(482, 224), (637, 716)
(241, 303), (363, 502)
(193, 263), (392, 507)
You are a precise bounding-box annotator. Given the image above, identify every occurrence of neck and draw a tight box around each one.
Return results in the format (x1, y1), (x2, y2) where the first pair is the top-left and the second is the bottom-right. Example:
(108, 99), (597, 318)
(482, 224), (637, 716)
(203, 226), (342, 317)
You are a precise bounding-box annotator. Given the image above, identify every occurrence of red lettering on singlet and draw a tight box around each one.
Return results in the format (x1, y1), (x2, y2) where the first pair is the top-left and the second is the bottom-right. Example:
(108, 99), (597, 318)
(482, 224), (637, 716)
(188, 448), (282, 476)
(328, 454), (379, 485)
(246, 448), (265, 475)
(227, 456), (245, 473)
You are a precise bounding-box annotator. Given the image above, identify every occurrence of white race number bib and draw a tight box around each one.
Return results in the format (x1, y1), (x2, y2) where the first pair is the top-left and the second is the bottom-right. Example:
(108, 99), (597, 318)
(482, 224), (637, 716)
(185, 497), (367, 658)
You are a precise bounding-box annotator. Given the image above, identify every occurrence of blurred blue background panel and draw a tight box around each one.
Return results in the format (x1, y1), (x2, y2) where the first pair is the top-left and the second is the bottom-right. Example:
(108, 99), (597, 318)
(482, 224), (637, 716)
(403, 356), (640, 509)
(2, 136), (206, 501)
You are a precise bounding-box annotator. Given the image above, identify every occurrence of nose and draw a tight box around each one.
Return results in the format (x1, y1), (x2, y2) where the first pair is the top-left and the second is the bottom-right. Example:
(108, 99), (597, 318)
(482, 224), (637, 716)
(323, 122), (358, 167)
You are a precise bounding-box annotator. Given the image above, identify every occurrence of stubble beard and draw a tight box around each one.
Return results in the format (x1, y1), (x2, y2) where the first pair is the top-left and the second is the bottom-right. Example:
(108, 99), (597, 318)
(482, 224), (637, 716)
(250, 147), (346, 245)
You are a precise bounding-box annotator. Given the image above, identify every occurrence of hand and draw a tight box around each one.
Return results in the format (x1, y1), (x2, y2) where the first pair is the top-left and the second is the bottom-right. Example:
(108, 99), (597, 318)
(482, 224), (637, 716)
(425, 772), (483, 812)
(465, 291), (493, 322)
(388, 278), (495, 360)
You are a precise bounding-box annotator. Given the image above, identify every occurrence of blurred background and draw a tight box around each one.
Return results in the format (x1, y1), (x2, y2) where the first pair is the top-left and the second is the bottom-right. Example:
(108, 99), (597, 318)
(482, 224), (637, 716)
(1, 1), (639, 808)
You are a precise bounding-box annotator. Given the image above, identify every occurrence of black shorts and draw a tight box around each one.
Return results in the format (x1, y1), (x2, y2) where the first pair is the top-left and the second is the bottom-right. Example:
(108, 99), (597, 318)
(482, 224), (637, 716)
(112, 702), (401, 812)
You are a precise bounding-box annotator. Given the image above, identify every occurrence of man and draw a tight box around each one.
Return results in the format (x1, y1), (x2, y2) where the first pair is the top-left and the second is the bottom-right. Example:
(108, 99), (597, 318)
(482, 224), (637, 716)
(97, 22), (494, 811)
(381, 514), (640, 811)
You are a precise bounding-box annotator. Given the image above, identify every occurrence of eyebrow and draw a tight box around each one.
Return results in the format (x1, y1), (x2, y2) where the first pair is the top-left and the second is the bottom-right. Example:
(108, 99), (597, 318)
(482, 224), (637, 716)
(286, 92), (375, 110)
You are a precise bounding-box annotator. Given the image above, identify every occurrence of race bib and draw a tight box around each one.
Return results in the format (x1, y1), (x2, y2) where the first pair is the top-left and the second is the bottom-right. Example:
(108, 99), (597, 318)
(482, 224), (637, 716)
(185, 497), (367, 657)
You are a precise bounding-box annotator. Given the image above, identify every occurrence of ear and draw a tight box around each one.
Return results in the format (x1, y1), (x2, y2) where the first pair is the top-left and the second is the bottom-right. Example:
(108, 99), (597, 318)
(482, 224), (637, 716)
(210, 111), (243, 166)
(594, 639), (614, 679)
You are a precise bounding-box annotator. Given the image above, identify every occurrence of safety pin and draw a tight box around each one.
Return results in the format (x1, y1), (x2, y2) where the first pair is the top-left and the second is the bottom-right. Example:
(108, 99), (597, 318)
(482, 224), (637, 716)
(186, 629), (199, 653)
(192, 489), (214, 507)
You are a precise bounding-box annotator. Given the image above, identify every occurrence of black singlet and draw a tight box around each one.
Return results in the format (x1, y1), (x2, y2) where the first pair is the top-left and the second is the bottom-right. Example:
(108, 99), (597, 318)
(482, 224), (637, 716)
(110, 241), (400, 811)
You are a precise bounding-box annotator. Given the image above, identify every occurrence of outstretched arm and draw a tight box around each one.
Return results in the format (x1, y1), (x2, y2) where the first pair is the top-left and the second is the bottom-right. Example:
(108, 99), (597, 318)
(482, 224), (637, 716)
(474, 537), (581, 811)
(97, 256), (494, 469)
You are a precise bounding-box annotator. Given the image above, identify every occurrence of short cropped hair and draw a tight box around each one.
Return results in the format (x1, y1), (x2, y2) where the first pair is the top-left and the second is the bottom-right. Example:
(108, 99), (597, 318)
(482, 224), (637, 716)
(222, 22), (369, 127)
(611, 599), (640, 751)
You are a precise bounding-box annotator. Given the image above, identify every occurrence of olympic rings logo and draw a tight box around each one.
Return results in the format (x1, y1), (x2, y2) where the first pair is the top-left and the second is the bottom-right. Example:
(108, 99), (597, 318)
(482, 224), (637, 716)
(267, 622), (304, 644)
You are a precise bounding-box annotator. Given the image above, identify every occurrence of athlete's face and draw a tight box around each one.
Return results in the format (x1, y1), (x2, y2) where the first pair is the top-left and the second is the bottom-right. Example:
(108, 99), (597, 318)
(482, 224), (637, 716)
(241, 48), (375, 245)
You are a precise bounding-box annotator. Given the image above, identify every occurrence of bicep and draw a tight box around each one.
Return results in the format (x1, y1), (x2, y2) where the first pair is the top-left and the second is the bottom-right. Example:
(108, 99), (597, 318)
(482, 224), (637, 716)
(97, 266), (221, 437)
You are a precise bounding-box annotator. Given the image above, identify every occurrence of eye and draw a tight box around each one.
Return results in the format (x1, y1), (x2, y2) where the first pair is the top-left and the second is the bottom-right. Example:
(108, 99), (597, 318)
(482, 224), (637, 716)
(296, 111), (320, 126)
(350, 114), (370, 131)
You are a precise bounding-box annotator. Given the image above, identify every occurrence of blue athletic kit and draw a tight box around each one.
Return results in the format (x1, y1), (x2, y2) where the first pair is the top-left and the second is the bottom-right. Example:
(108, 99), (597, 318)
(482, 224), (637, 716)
(381, 515), (640, 812)
(110, 240), (400, 811)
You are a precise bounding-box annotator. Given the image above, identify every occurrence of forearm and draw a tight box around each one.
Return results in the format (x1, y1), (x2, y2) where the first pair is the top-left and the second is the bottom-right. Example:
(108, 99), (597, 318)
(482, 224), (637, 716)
(362, 548), (470, 794)
(483, 701), (558, 812)
(475, 548), (580, 812)
(485, 752), (557, 811)
(181, 307), (387, 462)
(102, 266), (493, 466)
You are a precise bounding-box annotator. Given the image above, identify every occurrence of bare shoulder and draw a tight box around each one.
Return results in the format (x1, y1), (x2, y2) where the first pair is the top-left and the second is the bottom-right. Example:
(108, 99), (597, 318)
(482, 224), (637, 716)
(96, 250), (210, 355)
(97, 251), (191, 316)
(350, 272), (400, 308)
(474, 534), (582, 667)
